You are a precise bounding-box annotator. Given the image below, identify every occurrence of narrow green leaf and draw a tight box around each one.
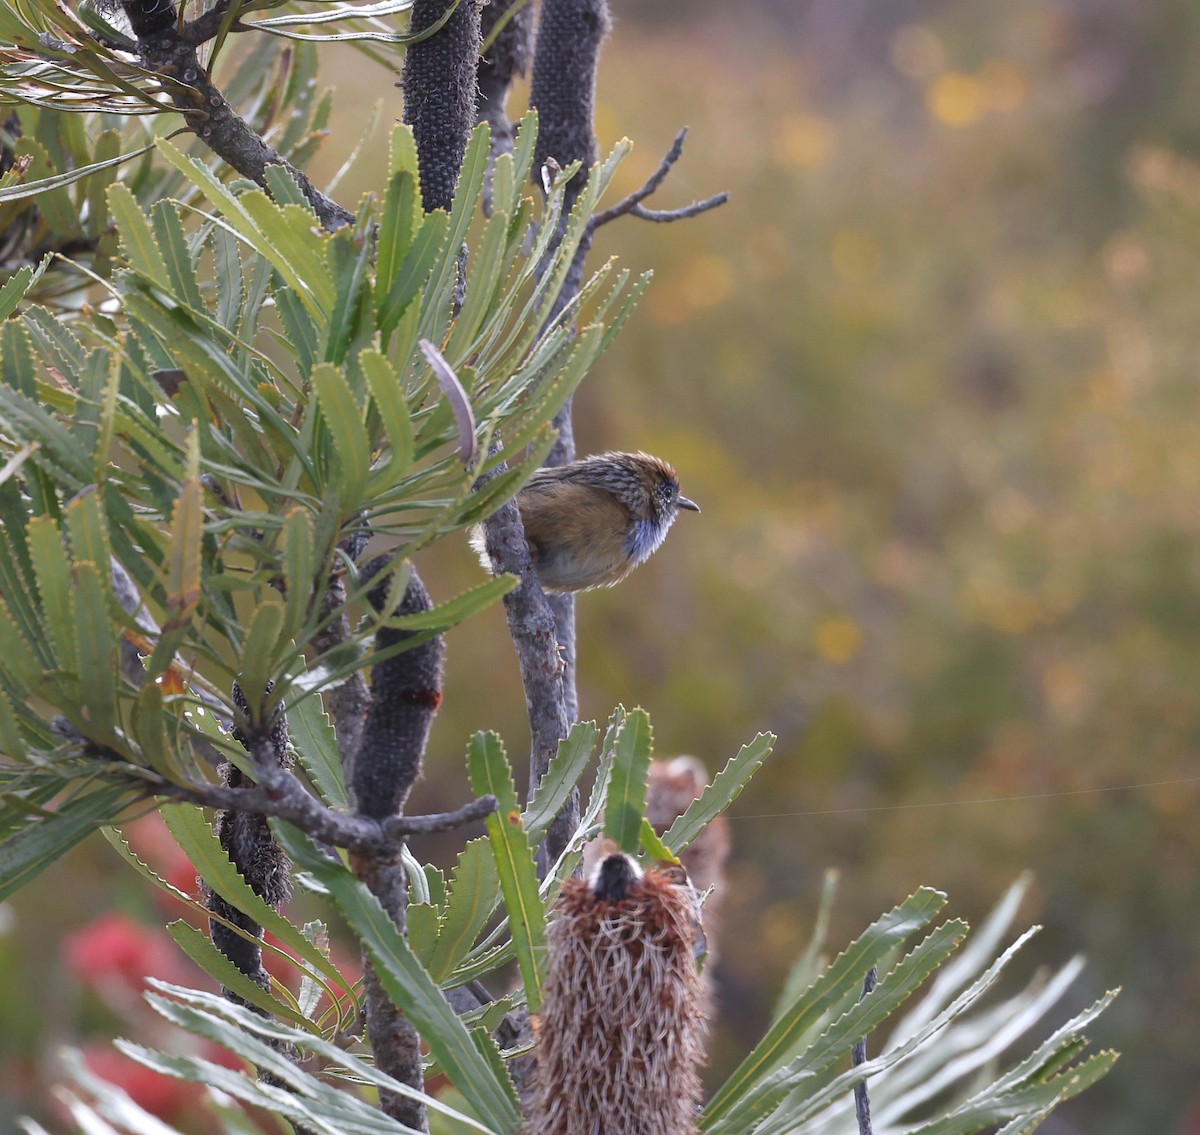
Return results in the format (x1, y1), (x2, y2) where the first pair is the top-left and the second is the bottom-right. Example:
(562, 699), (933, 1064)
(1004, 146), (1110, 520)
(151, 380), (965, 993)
(378, 208), (449, 342)
(84, 130), (123, 240)
(702, 886), (949, 1128)
(277, 825), (522, 1133)
(604, 707), (653, 854)
(159, 805), (355, 1006)
(147, 454), (202, 679)
(322, 229), (373, 366)
(360, 347), (414, 492)
(746, 920), (969, 1131)
(0, 261), (39, 320)
(286, 692), (347, 809)
(134, 984), (497, 1134)
(467, 731), (546, 1013)
(279, 508), (315, 644)
(26, 515), (74, 673)
(0, 785), (130, 902)
(664, 732), (775, 854)
(107, 182), (170, 288)
(376, 168), (419, 294)
(408, 902), (443, 969)
(0, 145), (152, 208)
(639, 817), (678, 864)
(310, 362), (370, 507)
(73, 562), (118, 742)
(212, 224), (245, 332)
(236, 598), (287, 715)
(523, 719), (599, 844)
(0, 687), (26, 761)
(428, 837), (500, 983)
(151, 199), (206, 312)
(370, 574), (517, 635)
(166, 920), (314, 1029)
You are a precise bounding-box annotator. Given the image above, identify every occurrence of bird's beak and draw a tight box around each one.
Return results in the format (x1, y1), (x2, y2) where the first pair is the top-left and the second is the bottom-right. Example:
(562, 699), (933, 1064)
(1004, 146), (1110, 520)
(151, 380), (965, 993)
(677, 495), (700, 513)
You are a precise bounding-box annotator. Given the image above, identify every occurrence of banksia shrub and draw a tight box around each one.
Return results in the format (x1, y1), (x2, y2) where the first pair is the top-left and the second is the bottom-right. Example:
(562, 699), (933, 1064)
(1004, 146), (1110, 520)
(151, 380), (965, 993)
(529, 853), (708, 1135)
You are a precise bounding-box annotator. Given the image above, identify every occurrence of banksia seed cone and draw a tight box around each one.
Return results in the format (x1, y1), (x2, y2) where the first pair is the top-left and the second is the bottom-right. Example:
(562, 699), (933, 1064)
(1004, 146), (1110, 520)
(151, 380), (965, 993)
(529, 854), (707, 1135)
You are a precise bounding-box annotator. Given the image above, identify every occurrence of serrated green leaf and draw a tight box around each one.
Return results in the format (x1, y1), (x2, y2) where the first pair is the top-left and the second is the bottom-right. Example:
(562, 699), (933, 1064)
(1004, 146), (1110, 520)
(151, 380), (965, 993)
(166, 920), (315, 1030)
(159, 805), (355, 1013)
(151, 199), (205, 312)
(742, 920), (969, 1132)
(286, 692), (347, 809)
(370, 574), (517, 637)
(378, 207), (449, 343)
(310, 362), (369, 508)
(360, 347), (414, 492)
(604, 707), (653, 854)
(146, 456), (201, 680)
(73, 561), (118, 742)
(107, 182), (170, 288)
(26, 515), (73, 674)
(639, 817), (677, 864)
(376, 167), (420, 295)
(63, 490), (111, 595)
(211, 223), (245, 332)
(276, 825), (522, 1132)
(236, 598), (286, 716)
(703, 886), (949, 1129)
(0, 687), (26, 761)
(279, 508), (315, 644)
(154, 140), (324, 317)
(130, 984), (497, 1134)
(322, 230), (373, 367)
(409, 901), (443, 969)
(428, 837), (500, 984)
(664, 732), (775, 854)
(467, 731), (546, 1013)
(523, 719), (599, 845)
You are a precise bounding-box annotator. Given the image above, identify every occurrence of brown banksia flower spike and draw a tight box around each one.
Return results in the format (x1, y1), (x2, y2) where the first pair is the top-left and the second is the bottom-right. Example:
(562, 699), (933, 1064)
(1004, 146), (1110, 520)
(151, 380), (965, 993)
(528, 853), (708, 1135)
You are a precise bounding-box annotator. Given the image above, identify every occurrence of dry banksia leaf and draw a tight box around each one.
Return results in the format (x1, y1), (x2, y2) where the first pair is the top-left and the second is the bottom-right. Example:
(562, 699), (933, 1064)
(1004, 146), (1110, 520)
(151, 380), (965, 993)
(528, 853), (708, 1135)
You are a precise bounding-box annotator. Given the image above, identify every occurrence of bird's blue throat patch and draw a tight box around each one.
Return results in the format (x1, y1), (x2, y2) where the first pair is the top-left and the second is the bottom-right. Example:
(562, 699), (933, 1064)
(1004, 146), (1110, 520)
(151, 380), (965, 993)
(625, 517), (669, 564)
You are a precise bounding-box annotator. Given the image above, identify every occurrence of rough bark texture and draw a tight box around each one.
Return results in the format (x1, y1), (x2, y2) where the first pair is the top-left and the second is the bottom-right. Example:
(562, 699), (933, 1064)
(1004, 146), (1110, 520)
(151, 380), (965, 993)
(524, 0), (614, 865)
(202, 684), (293, 1000)
(118, 1), (353, 229)
(477, 0), (533, 164)
(351, 567), (445, 819)
(402, 0), (483, 212)
(347, 565), (446, 1134)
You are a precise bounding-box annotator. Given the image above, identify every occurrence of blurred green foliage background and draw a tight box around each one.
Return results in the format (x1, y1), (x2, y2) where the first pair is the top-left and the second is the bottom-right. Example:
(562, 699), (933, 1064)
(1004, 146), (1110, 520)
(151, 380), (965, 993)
(4, 0), (1200, 1132)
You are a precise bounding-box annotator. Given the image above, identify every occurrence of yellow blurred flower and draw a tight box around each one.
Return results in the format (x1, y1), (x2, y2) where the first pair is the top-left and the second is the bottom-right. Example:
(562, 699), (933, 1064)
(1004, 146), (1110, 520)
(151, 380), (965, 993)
(814, 616), (863, 664)
(774, 113), (837, 171)
(926, 72), (987, 127)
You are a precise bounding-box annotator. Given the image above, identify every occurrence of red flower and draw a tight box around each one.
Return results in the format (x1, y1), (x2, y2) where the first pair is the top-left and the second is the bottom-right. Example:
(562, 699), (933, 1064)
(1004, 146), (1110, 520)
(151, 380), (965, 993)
(63, 914), (193, 992)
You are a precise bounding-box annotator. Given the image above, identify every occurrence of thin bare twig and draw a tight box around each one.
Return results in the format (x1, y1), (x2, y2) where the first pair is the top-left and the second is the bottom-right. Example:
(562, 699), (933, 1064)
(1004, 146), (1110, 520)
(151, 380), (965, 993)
(153, 768), (497, 851)
(588, 126), (728, 233)
(852, 966), (878, 1135)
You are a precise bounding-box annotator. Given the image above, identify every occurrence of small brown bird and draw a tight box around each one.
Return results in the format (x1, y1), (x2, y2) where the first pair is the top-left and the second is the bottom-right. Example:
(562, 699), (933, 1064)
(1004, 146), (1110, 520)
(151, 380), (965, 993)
(472, 451), (700, 593)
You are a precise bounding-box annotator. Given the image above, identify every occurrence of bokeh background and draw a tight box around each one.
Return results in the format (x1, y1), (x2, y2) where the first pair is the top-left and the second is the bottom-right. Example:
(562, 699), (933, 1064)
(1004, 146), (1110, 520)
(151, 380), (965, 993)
(4, 0), (1200, 1132)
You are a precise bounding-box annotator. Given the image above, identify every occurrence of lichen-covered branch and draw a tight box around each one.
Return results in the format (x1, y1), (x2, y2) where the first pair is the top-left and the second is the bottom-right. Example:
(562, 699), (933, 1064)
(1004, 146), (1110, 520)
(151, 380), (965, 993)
(475, 489), (571, 873)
